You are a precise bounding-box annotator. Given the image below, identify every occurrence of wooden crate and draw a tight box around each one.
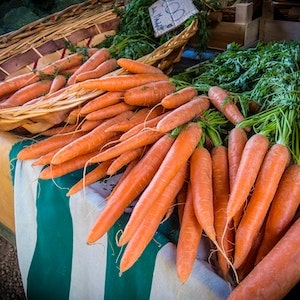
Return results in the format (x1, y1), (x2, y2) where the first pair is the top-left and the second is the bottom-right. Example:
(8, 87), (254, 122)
(207, 3), (260, 50)
(259, 0), (300, 42)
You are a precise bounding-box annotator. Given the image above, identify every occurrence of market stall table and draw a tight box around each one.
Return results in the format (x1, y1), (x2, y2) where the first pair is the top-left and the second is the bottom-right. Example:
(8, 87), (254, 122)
(0, 131), (231, 299)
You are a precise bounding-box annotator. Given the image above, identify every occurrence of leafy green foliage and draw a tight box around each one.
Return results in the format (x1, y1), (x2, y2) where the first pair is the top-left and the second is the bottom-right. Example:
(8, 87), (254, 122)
(97, 0), (211, 60)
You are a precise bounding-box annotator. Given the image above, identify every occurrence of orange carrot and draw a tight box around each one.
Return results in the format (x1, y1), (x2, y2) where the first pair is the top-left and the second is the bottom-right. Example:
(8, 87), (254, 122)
(227, 127), (248, 228)
(190, 146), (215, 242)
(49, 74), (67, 93)
(118, 122), (202, 246)
(17, 131), (85, 160)
(208, 86), (250, 130)
(85, 102), (135, 121)
(104, 106), (164, 133)
(73, 73), (169, 92)
(228, 217), (300, 300)
(50, 111), (132, 165)
(1, 79), (52, 107)
(67, 48), (111, 85)
(211, 145), (234, 279)
(255, 164), (300, 265)
(75, 58), (118, 82)
(0, 72), (40, 98)
(176, 183), (188, 227)
(119, 111), (171, 142)
(108, 157), (139, 198)
(226, 133), (270, 222)
(78, 119), (103, 132)
(87, 134), (175, 244)
(161, 86), (198, 109)
(40, 48), (98, 75)
(155, 95), (210, 133)
(176, 181), (203, 283)
(236, 223), (266, 281)
(233, 143), (291, 269)
(31, 148), (60, 166)
(117, 58), (163, 74)
(39, 150), (100, 180)
(58, 65), (81, 76)
(106, 146), (145, 176)
(79, 91), (124, 116)
(66, 160), (113, 196)
(227, 127), (248, 191)
(123, 80), (176, 107)
(88, 128), (164, 163)
(119, 162), (188, 274)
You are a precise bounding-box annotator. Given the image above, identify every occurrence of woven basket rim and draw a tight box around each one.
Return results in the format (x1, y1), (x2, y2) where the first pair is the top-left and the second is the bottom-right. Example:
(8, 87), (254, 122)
(0, 0), (123, 41)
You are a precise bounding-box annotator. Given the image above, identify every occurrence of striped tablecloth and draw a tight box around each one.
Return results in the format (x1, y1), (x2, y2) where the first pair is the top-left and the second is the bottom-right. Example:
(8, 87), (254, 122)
(9, 140), (231, 300)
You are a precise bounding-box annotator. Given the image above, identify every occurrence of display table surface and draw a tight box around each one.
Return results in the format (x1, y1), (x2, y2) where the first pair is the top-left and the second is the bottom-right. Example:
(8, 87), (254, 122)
(0, 131), (231, 299)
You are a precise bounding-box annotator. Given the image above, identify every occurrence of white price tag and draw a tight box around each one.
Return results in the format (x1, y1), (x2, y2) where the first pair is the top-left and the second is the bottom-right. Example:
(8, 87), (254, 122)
(149, 0), (199, 37)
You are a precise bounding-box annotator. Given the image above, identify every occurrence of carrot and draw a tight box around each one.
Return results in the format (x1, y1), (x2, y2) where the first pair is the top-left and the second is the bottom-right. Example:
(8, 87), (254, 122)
(119, 111), (171, 142)
(50, 111), (132, 165)
(0, 72), (40, 99)
(190, 146), (215, 242)
(49, 74), (67, 93)
(119, 162), (188, 274)
(23, 86), (68, 106)
(117, 58), (163, 74)
(1, 79), (52, 107)
(31, 148), (60, 166)
(88, 128), (164, 163)
(66, 159), (113, 196)
(87, 134), (175, 244)
(208, 86), (249, 130)
(176, 183), (188, 227)
(155, 95), (210, 133)
(211, 145), (234, 279)
(85, 102), (135, 121)
(226, 133), (270, 222)
(228, 127), (248, 191)
(104, 106), (164, 133)
(227, 127), (248, 228)
(227, 217), (300, 300)
(161, 86), (198, 109)
(72, 73), (169, 92)
(176, 180), (203, 283)
(67, 48), (111, 85)
(237, 222), (266, 281)
(108, 157), (139, 198)
(78, 119), (103, 132)
(79, 91), (124, 116)
(58, 65), (81, 76)
(118, 122), (202, 246)
(106, 146), (145, 176)
(39, 150), (100, 180)
(233, 143), (291, 269)
(40, 48), (98, 75)
(75, 58), (118, 82)
(123, 80), (176, 107)
(17, 131), (85, 160)
(255, 164), (300, 265)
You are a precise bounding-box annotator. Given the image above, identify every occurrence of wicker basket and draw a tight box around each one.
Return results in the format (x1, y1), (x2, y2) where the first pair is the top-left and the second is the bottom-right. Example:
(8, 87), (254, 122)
(0, 0), (199, 133)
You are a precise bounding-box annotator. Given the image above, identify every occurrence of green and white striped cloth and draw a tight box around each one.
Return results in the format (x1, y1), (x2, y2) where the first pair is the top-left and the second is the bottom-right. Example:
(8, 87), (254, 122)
(10, 141), (231, 300)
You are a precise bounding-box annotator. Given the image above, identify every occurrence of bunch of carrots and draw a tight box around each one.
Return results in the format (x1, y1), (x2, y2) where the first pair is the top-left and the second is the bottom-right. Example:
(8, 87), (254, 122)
(4, 48), (299, 299)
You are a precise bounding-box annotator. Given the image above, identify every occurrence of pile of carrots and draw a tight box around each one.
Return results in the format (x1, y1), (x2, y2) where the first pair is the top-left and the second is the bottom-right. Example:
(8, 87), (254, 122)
(2, 47), (299, 299)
